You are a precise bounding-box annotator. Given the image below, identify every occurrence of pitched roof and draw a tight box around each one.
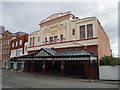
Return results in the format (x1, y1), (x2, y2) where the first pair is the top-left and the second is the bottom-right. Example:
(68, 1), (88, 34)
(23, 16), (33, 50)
(54, 49), (96, 56)
(16, 48), (97, 59)
(42, 48), (56, 56)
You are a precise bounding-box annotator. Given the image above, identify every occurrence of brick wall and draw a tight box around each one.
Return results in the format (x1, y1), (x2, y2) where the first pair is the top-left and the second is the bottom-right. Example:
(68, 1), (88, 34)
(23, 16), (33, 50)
(97, 21), (112, 63)
(10, 34), (28, 54)
(55, 45), (98, 54)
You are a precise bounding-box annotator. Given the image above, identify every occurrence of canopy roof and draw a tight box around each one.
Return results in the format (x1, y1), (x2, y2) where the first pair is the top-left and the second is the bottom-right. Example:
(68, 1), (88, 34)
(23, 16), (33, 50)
(17, 48), (97, 59)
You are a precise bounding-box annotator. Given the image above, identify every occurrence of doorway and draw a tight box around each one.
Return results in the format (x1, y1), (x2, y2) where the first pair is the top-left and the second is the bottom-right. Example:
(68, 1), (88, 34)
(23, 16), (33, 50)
(34, 61), (43, 72)
(45, 61), (61, 75)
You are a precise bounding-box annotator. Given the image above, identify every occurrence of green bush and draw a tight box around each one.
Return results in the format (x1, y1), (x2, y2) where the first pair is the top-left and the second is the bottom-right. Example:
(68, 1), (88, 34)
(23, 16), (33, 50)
(100, 56), (120, 66)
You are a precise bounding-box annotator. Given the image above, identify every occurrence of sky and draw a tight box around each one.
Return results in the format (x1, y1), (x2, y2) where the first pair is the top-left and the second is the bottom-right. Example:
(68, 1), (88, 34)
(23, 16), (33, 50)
(0, 0), (119, 57)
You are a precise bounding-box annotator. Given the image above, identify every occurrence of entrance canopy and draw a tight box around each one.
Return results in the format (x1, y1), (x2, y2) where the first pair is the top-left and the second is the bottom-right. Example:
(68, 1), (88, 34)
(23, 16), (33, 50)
(16, 48), (98, 61)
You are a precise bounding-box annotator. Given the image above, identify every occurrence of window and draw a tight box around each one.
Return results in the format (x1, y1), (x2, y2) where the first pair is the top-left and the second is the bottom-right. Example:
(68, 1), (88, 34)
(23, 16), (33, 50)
(12, 43), (14, 47)
(38, 37), (40, 42)
(19, 40), (22, 45)
(3, 40), (5, 45)
(80, 25), (85, 39)
(4, 49), (6, 55)
(50, 37), (53, 43)
(60, 35), (63, 41)
(6, 49), (8, 55)
(45, 38), (47, 44)
(0, 50), (2, 54)
(72, 29), (75, 35)
(87, 24), (93, 38)
(0, 42), (1, 46)
(2, 50), (4, 55)
(7, 39), (10, 45)
(5, 40), (7, 45)
(30, 38), (32, 46)
(33, 37), (35, 46)
(54, 36), (57, 43)
(16, 41), (18, 46)
(25, 46), (27, 51)
(30, 37), (35, 46)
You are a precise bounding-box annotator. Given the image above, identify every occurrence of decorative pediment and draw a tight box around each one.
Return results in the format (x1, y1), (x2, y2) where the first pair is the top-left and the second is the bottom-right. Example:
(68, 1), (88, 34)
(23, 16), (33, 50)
(41, 11), (72, 24)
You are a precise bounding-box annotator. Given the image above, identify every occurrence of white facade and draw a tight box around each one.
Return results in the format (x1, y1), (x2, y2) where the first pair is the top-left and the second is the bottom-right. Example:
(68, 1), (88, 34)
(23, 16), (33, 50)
(27, 12), (98, 52)
(10, 48), (23, 58)
(24, 42), (28, 55)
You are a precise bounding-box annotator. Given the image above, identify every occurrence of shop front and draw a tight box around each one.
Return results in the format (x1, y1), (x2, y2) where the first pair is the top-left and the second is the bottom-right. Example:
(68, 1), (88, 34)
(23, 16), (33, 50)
(16, 48), (99, 79)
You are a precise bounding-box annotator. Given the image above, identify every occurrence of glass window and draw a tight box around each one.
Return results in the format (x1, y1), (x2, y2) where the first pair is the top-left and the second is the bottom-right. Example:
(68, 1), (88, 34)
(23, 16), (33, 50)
(33, 37), (35, 46)
(60, 35), (63, 41)
(54, 36), (57, 43)
(19, 40), (22, 45)
(12, 43), (14, 47)
(5, 40), (7, 45)
(7, 39), (10, 45)
(3, 40), (5, 45)
(16, 41), (18, 46)
(80, 25), (85, 39)
(45, 38), (47, 44)
(0, 41), (1, 46)
(72, 29), (75, 35)
(50, 37), (53, 43)
(30, 38), (32, 46)
(38, 37), (40, 42)
(25, 46), (27, 51)
(87, 24), (93, 38)
(4, 49), (6, 55)
(0, 50), (2, 55)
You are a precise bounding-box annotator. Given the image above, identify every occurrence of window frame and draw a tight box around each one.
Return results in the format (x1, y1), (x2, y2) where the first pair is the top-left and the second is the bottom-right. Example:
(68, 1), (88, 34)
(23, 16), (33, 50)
(50, 37), (53, 43)
(16, 41), (18, 46)
(72, 29), (75, 35)
(60, 35), (63, 42)
(87, 24), (93, 38)
(19, 40), (22, 45)
(80, 25), (85, 39)
(54, 36), (58, 43)
(12, 43), (14, 47)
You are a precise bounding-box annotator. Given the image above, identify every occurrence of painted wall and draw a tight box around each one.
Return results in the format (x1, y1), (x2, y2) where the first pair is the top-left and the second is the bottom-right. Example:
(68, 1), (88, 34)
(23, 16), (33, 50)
(24, 42), (28, 55)
(99, 66), (120, 80)
(10, 48), (23, 58)
(27, 13), (98, 52)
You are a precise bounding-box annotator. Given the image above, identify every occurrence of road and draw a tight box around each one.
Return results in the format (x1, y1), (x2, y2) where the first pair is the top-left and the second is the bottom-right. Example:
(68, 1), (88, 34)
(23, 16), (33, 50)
(2, 69), (119, 88)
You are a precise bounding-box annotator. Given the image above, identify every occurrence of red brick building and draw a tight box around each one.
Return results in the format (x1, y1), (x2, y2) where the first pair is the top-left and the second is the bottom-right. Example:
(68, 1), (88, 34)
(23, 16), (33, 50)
(10, 34), (28, 70)
(2, 30), (17, 69)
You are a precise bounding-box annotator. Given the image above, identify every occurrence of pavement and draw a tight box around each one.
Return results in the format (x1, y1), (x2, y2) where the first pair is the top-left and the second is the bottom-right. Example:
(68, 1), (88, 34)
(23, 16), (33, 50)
(2, 69), (120, 88)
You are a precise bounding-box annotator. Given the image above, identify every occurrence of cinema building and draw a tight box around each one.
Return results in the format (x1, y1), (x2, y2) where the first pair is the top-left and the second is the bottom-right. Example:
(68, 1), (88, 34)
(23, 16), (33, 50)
(17, 12), (112, 79)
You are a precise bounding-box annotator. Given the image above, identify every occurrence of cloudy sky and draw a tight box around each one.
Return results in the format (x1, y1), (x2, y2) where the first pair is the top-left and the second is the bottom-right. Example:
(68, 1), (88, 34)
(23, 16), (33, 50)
(0, 0), (119, 57)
